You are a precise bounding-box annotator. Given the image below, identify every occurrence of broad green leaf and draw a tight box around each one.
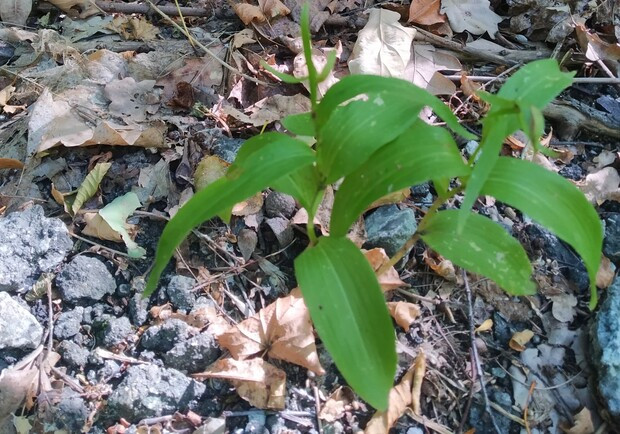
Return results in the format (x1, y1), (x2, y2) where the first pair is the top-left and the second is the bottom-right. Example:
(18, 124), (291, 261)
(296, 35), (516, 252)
(271, 164), (322, 212)
(432, 177), (450, 199)
(317, 96), (423, 183)
(496, 59), (574, 107)
(420, 210), (535, 296)
(99, 192), (146, 258)
(72, 162), (111, 214)
(146, 136), (316, 296)
(295, 236), (396, 410)
(317, 75), (475, 139)
(330, 121), (470, 236)
(480, 157), (602, 307)
(281, 112), (315, 137)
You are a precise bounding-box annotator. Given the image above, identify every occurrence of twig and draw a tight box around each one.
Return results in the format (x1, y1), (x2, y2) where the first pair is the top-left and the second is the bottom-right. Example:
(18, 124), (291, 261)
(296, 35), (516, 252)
(446, 75), (620, 85)
(313, 385), (323, 434)
(523, 380), (536, 434)
(462, 269), (503, 434)
(69, 231), (133, 258)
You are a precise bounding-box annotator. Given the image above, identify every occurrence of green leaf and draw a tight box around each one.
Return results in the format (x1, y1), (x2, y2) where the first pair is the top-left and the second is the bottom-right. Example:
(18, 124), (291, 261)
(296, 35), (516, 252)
(330, 121), (470, 236)
(271, 164), (322, 212)
(496, 59), (574, 107)
(99, 192), (146, 258)
(420, 210), (536, 296)
(317, 96), (423, 183)
(480, 157), (603, 308)
(72, 162), (111, 214)
(316, 50), (337, 82)
(317, 75), (475, 139)
(295, 236), (396, 410)
(261, 61), (305, 84)
(281, 112), (315, 136)
(145, 135), (316, 296)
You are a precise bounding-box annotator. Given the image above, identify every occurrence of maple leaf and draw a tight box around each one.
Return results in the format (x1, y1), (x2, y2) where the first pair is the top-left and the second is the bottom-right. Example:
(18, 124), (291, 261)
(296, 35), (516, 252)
(218, 290), (325, 374)
(195, 358), (286, 410)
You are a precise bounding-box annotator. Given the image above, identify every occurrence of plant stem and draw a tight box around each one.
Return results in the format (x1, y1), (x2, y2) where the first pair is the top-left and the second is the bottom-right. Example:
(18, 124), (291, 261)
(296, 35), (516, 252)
(300, 4), (319, 114)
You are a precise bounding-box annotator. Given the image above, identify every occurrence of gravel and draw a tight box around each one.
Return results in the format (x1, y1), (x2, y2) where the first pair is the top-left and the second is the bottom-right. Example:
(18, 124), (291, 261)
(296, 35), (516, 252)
(95, 316), (133, 348)
(54, 307), (84, 339)
(166, 275), (198, 312)
(58, 340), (89, 368)
(163, 332), (220, 374)
(141, 319), (192, 352)
(0, 205), (72, 292)
(56, 255), (116, 303)
(0, 292), (43, 350)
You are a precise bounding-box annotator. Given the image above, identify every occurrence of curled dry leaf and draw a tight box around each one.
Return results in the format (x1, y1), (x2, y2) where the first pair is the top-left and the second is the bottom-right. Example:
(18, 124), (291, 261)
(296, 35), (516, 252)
(195, 358), (286, 410)
(575, 24), (620, 63)
(364, 248), (406, 291)
(231, 0), (290, 25)
(596, 255), (615, 289)
(440, 0), (502, 38)
(319, 386), (355, 422)
(411, 352), (426, 416)
(423, 249), (457, 282)
(561, 407), (594, 434)
(0, 158), (24, 170)
(577, 167), (620, 205)
(217, 290), (325, 374)
(408, 0), (445, 26)
(475, 318), (493, 333)
(387, 302), (420, 331)
(509, 329), (534, 352)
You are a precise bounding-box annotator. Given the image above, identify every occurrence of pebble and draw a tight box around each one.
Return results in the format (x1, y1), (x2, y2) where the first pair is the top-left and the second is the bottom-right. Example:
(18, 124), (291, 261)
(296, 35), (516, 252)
(96, 316), (133, 348)
(58, 340), (89, 368)
(265, 191), (296, 219)
(166, 275), (197, 312)
(141, 319), (192, 352)
(364, 205), (417, 258)
(0, 292), (43, 350)
(56, 255), (116, 303)
(164, 332), (220, 374)
(54, 307), (84, 339)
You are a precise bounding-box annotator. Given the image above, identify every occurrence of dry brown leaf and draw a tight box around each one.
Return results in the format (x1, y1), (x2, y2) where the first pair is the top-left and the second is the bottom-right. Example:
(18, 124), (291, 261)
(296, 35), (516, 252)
(44, 0), (98, 17)
(440, 0), (502, 38)
(404, 44), (461, 95)
(291, 185), (334, 235)
(561, 407), (594, 434)
(411, 352), (426, 415)
(82, 212), (126, 243)
(387, 302), (420, 331)
(460, 73), (483, 103)
(0, 365), (38, 422)
(104, 78), (160, 123)
(257, 0), (290, 19)
(367, 188), (410, 210)
(575, 24), (620, 63)
(475, 318), (493, 333)
(195, 358), (286, 410)
(293, 48), (340, 98)
(0, 158), (24, 170)
(364, 248), (406, 291)
(232, 3), (266, 25)
(217, 290), (324, 374)
(577, 167), (620, 205)
(232, 193), (263, 216)
(423, 249), (457, 282)
(364, 357), (418, 433)
(319, 386), (355, 422)
(596, 255), (615, 289)
(107, 16), (159, 41)
(408, 0), (444, 25)
(509, 329), (534, 352)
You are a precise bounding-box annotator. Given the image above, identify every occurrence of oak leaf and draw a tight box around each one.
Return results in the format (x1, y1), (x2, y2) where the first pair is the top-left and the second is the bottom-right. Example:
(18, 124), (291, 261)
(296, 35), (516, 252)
(218, 290), (325, 374)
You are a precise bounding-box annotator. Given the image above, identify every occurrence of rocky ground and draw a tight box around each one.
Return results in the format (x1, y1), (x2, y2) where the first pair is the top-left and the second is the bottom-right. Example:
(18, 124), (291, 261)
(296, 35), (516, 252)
(0, 0), (620, 433)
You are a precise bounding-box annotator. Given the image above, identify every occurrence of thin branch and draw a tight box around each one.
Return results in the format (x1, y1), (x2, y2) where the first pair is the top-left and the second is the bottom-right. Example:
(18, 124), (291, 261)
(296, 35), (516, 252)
(447, 75), (620, 85)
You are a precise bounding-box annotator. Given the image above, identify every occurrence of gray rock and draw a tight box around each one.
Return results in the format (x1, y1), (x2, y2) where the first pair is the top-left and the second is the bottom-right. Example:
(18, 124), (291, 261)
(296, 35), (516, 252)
(54, 307), (84, 339)
(525, 224), (589, 290)
(104, 364), (206, 422)
(163, 332), (220, 373)
(141, 319), (191, 352)
(211, 137), (244, 163)
(96, 316), (133, 348)
(265, 191), (296, 219)
(166, 275), (197, 311)
(0, 292), (43, 350)
(604, 213), (620, 263)
(38, 389), (89, 433)
(58, 340), (89, 368)
(244, 411), (266, 433)
(591, 276), (620, 424)
(129, 293), (149, 326)
(0, 205), (72, 292)
(363, 205), (417, 257)
(56, 256), (116, 302)
(468, 388), (512, 434)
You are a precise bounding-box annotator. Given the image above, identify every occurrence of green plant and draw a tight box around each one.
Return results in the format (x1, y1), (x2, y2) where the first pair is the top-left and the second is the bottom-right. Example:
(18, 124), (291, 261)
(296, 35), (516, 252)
(144, 5), (602, 411)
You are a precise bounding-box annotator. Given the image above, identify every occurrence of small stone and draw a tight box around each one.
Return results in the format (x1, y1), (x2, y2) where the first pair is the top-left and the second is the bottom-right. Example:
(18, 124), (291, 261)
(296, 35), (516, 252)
(129, 293), (149, 326)
(56, 256), (116, 302)
(104, 364), (206, 423)
(54, 307), (84, 339)
(163, 332), (220, 374)
(558, 164), (584, 181)
(364, 205), (417, 257)
(604, 213), (620, 263)
(141, 319), (191, 352)
(0, 292), (43, 350)
(591, 276), (620, 425)
(265, 191), (296, 219)
(0, 205), (73, 292)
(96, 316), (133, 348)
(166, 275), (197, 312)
(38, 389), (89, 432)
(211, 137), (244, 163)
(244, 411), (266, 433)
(58, 340), (89, 368)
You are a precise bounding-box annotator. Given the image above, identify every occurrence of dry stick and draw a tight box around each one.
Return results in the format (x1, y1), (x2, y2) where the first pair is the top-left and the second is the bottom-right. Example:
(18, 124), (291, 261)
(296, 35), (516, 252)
(94, 0), (211, 16)
(446, 75), (620, 85)
(462, 269), (503, 434)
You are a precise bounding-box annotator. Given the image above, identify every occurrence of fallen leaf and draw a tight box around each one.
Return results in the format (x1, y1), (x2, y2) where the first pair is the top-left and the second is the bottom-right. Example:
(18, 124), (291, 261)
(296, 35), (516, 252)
(403, 44), (461, 95)
(0, 365), (38, 423)
(232, 193), (263, 216)
(231, 0), (289, 25)
(195, 358), (286, 410)
(0, 158), (24, 170)
(561, 407), (594, 434)
(45, 0), (98, 17)
(364, 356), (419, 433)
(408, 0), (445, 25)
(135, 159), (170, 206)
(367, 188), (410, 210)
(237, 228), (257, 261)
(258, 0), (290, 19)
(364, 248), (406, 291)
(596, 255), (615, 289)
(577, 167), (620, 205)
(232, 28), (256, 49)
(349, 8), (416, 78)
(98, 192), (146, 258)
(411, 352), (426, 415)
(217, 290), (325, 375)
(107, 16), (159, 41)
(319, 386), (355, 422)
(387, 302), (420, 331)
(423, 249), (457, 282)
(194, 155), (230, 190)
(550, 294), (577, 323)
(291, 185), (334, 235)
(104, 78), (160, 123)
(593, 149), (617, 171)
(72, 162), (111, 214)
(575, 24), (620, 63)
(293, 48), (340, 98)
(222, 94), (311, 128)
(475, 318), (493, 333)
(509, 329), (534, 352)
(440, 0), (502, 38)
(82, 211), (127, 243)
(0, 0), (32, 25)
(460, 73), (484, 103)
